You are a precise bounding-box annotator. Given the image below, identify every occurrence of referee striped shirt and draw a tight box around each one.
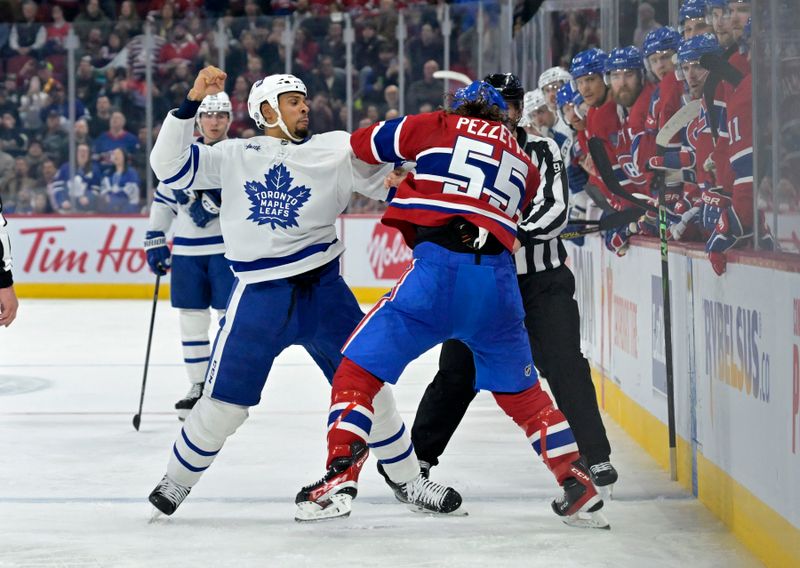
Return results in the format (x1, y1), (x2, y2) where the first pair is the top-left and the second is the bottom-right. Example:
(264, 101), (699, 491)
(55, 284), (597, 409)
(514, 132), (570, 274)
(0, 196), (13, 288)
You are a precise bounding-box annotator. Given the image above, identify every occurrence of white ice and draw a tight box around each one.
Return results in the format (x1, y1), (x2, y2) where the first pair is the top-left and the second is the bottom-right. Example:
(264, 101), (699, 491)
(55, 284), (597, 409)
(0, 300), (760, 568)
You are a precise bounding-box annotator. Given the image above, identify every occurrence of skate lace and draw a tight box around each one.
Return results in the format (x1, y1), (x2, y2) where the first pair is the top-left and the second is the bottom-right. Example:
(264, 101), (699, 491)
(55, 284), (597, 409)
(405, 475), (449, 508)
(589, 462), (613, 475)
(158, 478), (190, 504)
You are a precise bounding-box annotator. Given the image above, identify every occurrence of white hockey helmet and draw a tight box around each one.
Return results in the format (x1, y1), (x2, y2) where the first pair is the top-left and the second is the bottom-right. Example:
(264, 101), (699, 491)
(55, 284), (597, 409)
(247, 74), (308, 142)
(197, 92), (232, 140)
(537, 66), (573, 90)
(520, 89), (547, 128)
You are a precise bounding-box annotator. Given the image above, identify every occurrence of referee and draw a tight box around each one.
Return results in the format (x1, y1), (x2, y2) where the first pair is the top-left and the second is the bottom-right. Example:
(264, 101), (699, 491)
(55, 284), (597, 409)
(380, 73), (617, 496)
(0, 194), (19, 327)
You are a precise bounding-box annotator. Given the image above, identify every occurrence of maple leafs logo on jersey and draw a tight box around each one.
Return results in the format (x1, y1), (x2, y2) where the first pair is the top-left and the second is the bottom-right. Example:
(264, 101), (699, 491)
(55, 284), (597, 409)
(244, 163), (310, 230)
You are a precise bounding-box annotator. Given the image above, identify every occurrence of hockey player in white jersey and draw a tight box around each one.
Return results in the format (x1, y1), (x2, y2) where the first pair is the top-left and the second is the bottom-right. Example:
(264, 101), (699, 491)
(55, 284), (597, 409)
(147, 66), (458, 519)
(144, 92), (235, 421)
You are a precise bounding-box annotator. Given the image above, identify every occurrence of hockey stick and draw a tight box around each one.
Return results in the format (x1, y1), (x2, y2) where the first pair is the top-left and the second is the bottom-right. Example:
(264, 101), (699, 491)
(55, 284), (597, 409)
(583, 183), (617, 214)
(700, 52), (744, 141)
(560, 208), (643, 239)
(655, 99), (702, 150)
(133, 274), (161, 431)
(587, 136), (679, 480)
(432, 70), (473, 86)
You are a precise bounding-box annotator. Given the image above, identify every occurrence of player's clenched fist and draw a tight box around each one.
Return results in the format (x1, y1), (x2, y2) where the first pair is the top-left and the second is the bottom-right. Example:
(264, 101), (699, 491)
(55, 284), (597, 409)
(188, 66), (227, 101)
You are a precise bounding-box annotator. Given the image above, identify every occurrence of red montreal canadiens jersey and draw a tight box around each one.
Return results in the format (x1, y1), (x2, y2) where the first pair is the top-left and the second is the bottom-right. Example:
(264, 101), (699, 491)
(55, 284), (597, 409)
(350, 111), (540, 251)
(715, 72), (755, 227)
(585, 98), (631, 205)
(615, 82), (657, 194)
(646, 71), (685, 146)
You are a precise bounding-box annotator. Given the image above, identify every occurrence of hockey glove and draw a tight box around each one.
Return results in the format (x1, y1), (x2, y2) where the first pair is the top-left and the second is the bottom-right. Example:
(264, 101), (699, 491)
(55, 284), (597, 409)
(189, 190), (222, 228)
(604, 215), (632, 257)
(648, 150), (697, 185)
(700, 187), (732, 232)
(144, 231), (171, 276)
(567, 163), (588, 194)
(173, 189), (192, 205)
(708, 251), (727, 276)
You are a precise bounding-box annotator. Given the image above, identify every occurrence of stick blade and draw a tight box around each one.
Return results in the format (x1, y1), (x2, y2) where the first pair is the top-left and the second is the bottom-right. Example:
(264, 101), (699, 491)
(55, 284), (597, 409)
(132, 414), (141, 431)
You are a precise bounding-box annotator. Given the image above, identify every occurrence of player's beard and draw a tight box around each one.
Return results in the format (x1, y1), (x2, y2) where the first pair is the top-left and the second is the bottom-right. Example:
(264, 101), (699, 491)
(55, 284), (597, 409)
(612, 85), (639, 108)
(294, 118), (310, 139)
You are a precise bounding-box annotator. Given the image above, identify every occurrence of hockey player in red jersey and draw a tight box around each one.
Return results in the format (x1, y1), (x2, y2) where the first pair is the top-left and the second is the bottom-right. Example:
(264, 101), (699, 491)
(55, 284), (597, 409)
(649, 34), (728, 245)
(295, 81), (608, 528)
(703, 18), (773, 274)
(606, 46), (657, 195)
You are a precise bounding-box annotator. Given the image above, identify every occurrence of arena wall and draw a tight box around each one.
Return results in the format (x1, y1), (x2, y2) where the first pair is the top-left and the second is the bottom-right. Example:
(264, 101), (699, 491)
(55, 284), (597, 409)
(9, 213), (800, 566)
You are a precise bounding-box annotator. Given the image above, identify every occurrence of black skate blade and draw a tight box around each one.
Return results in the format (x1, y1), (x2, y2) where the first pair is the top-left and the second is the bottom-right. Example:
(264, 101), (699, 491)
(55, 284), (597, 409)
(407, 504), (469, 517)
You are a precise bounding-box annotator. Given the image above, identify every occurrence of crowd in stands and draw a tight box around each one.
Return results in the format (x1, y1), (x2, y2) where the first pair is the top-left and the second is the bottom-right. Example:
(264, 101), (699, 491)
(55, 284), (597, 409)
(0, 0), (658, 216)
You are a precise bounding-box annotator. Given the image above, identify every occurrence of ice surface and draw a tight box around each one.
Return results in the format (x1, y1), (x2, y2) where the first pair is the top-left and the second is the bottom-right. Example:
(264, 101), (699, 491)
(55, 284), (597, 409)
(0, 300), (761, 567)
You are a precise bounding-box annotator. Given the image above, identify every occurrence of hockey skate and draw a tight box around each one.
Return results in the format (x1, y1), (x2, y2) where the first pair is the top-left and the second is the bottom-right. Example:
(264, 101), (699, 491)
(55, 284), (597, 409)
(175, 383), (203, 421)
(149, 475), (191, 519)
(376, 459), (430, 504)
(402, 472), (464, 516)
(294, 441), (369, 522)
(588, 460), (618, 500)
(552, 460), (610, 530)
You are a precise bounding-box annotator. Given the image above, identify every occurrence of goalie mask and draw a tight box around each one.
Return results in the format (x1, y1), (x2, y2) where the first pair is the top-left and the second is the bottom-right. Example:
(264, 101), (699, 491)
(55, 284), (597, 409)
(197, 92), (232, 141)
(248, 74), (308, 142)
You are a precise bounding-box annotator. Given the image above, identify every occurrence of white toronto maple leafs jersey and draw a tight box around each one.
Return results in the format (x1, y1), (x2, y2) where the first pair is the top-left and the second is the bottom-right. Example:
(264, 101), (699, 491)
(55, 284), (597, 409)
(148, 181), (225, 256)
(151, 111), (390, 282)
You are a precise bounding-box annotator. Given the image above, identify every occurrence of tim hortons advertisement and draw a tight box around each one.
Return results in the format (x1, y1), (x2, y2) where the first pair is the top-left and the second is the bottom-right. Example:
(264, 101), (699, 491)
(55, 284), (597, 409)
(8, 216), (161, 284)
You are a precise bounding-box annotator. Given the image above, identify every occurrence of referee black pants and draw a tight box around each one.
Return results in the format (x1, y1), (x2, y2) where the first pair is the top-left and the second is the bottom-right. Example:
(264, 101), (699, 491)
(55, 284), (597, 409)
(410, 264), (611, 467)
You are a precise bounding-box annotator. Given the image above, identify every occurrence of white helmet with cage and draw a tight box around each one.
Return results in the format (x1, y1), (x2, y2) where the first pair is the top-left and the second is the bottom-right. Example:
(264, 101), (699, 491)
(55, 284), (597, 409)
(520, 89), (547, 128)
(196, 92), (232, 140)
(247, 74), (308, 142)
(537, 66), (573, 90)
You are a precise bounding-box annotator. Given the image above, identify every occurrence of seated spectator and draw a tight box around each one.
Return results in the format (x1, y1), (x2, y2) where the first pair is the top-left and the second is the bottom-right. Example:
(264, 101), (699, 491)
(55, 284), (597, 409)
(159, 23), (200, 76)
(40, 109), (68, 164)
(114, 0), (142, 38)
(151, 2), (178, 41)
(40, 81), (88, 123)
(25, 140), (46, 175)
(384, 108), (400, 121)
(77, 27), (106, 66)
(292, 27), (319, 80)
(228, 30), (264, 81)
(312, 55), (347, 103)
(0, 113), (29, 158)
(97, 30), (125, 68)
(228, 76), (252, 137)
(17, 157), (55, 214)
(74, 119), (92, 147)
(408, 22), (443, 82)
(51, 142), (102, 213)
(100, 147), (140, 213)
(92, 111), (139, 174)
(73, 0), (111, 42)
(0, 88), (16, 121)
(309, 92), (337, 134)
(89, 95), (113, 139)
(242, 54), (266, 86)
(9, 1), (46, 58)
(381, 84), (400, 116)
(45, 4), (71, 55)
(75, 56), (100, 106)
(93, 111), (139, 175)
(320, 21), (346, 69)
(0, 149), (13, 181)
(0, 157), (37, 213)
(355, 19), (383, 72)
(359, 40), (406, 105)
(233, 0), (270, 39)
(18, 76), (48, 134)
(406, 59), (445, 113)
